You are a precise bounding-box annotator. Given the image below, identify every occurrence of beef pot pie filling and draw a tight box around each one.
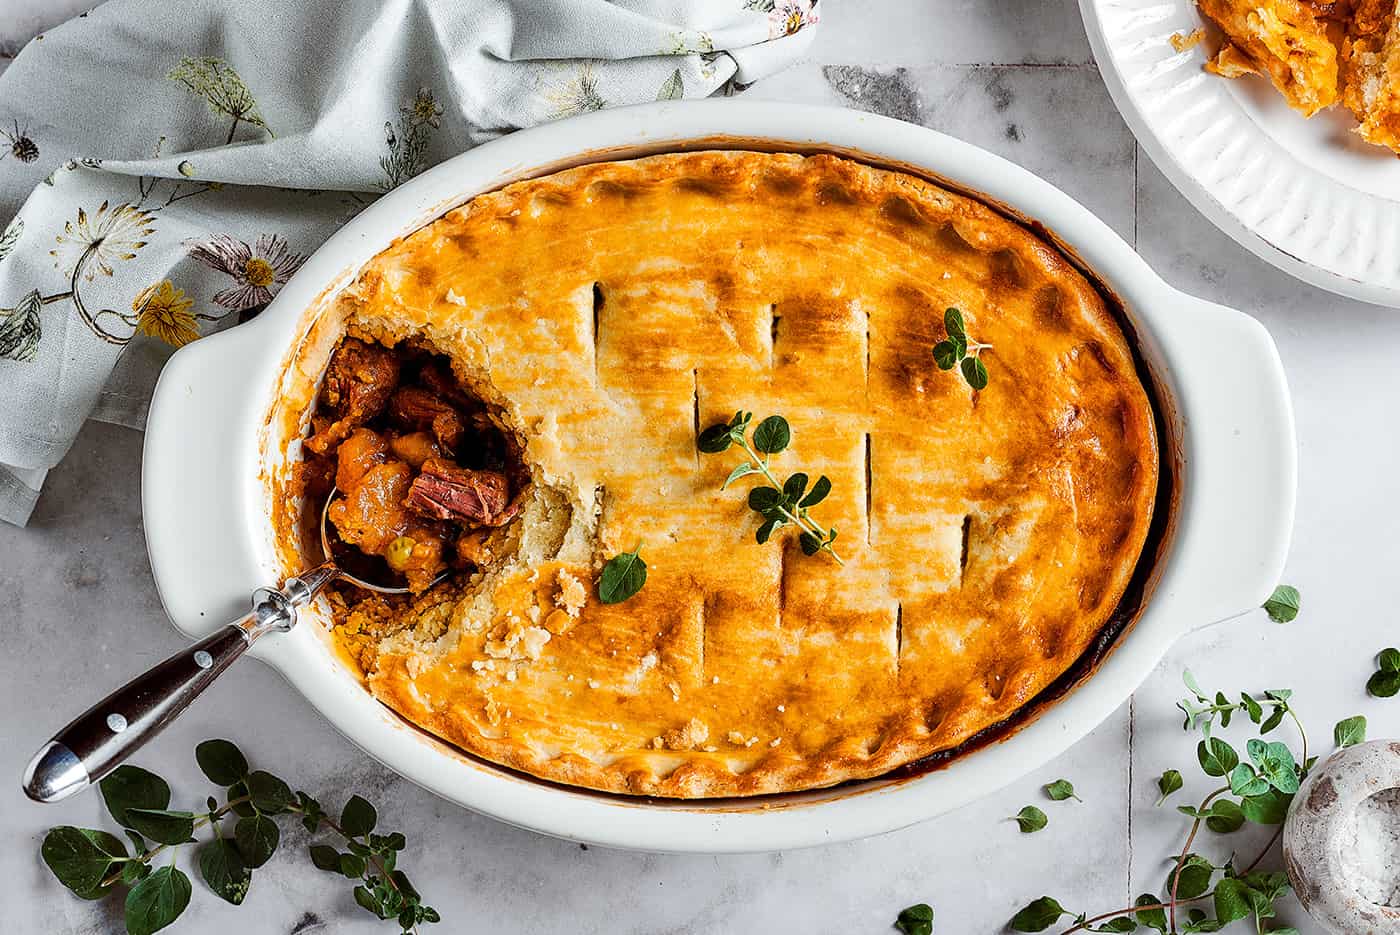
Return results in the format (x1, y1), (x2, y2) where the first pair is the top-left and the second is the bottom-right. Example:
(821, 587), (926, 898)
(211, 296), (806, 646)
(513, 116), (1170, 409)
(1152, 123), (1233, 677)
(297, 334), (531, 641)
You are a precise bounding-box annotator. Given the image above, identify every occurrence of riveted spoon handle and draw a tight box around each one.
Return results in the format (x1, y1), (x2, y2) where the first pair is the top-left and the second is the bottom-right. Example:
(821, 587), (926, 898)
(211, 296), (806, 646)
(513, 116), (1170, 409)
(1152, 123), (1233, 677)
(20, 581), (311, 804)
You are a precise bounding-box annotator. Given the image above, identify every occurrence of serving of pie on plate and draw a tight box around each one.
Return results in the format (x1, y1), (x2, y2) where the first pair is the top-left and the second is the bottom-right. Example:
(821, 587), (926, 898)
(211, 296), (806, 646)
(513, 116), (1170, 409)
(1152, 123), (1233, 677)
(275, 150), (1160, 798)
(1196, 0), (1400, 152)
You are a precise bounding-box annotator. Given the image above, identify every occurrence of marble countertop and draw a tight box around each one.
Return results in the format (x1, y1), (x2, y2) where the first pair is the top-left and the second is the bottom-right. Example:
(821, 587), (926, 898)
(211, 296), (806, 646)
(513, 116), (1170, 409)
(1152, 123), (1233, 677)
(3, 2), (1397, 933)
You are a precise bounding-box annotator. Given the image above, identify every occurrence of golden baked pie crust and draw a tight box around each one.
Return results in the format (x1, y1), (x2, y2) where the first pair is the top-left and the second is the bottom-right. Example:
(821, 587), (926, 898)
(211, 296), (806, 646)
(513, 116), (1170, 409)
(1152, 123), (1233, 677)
(284, 151), (1159, 798)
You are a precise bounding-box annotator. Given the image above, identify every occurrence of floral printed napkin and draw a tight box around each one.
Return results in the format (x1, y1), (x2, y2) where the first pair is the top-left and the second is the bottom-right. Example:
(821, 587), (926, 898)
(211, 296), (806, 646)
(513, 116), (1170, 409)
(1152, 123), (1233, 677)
(0, 0), (820, 525)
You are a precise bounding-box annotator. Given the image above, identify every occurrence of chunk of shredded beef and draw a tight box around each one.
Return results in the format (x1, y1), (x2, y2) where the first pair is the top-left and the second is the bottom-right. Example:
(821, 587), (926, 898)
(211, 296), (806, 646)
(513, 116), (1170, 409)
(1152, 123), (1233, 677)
(306, 339), (401, 453)
(388, 386), (466, 452)
(405, 458), (524, 526)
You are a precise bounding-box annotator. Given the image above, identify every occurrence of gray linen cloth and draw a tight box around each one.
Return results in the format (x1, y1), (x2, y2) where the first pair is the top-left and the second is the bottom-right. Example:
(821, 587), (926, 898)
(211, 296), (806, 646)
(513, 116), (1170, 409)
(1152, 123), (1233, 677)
(0, 0), (820, 524)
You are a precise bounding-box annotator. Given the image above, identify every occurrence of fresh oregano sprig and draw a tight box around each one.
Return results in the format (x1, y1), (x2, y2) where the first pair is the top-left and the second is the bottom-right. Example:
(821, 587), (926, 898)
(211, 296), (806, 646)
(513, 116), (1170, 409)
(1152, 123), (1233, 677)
(697, 411), (843, 565)
(1002, 657), (1368, 935)
(1367, 647), (1400, 697)
(932, 307), (991, 390)
(904, 588), (1354, 934)
(40, 739), (439, 935)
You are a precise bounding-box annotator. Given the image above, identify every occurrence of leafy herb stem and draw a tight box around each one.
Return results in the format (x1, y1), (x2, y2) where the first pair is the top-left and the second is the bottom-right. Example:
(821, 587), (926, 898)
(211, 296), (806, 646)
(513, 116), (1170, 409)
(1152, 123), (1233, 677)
(98, 793), (256, 888)
(293, 804), (420, 934)
(733, 432), (844, 566)
(1168, 786), (1228, 931)
(1060, 898), (1203, 935)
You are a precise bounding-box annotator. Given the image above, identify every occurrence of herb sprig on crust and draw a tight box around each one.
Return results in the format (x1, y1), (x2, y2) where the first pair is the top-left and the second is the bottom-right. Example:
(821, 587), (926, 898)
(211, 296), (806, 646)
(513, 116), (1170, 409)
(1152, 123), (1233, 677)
(698, 412), (843, 565)
(933, 307), (991, 390)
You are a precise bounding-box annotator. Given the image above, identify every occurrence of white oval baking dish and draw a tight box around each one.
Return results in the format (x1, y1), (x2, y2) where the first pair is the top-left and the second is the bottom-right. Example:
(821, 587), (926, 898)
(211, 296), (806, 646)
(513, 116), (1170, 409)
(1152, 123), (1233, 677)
(142, 100), (1295, 853)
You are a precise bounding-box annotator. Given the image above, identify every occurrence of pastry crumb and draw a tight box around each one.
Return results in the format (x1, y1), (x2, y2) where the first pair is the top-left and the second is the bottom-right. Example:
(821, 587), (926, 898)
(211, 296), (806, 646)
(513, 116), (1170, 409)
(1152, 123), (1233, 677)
(661, 717), (709, 750)
(1170, 28), (1205, 52)
(556, 569), (586, 617)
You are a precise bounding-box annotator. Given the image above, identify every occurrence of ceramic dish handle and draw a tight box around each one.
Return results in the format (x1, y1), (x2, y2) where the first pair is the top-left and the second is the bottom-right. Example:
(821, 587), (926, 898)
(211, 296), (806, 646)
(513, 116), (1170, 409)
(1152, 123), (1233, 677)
(1152, 292), (1296, 631)
(20, 583), (309, 803)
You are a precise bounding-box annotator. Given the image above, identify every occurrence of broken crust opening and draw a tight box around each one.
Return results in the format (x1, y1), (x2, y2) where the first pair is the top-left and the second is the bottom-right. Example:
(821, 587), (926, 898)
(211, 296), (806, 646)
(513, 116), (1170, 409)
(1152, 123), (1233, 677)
(325, 312), (605, 682)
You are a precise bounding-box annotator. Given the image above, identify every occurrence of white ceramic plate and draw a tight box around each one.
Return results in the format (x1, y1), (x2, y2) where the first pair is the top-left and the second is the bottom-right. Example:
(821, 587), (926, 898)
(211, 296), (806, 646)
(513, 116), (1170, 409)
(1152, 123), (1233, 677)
(1081, 0), (1400, 306)
(142, 100), (1296, 853)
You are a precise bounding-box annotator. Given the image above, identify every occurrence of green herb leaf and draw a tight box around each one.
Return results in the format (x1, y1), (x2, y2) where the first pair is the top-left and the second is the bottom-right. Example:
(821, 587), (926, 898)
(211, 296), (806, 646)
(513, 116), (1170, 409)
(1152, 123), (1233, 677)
(246, 770), (294, 814)
(1212, 877), (1252, 925)
(309, 844), (341, 872)
(944, 307), (966, 339)
(121, 860), (151, 886)
(1155, 769), (1183, 805)
(1012, 805), (1048, 833)
(722, 462), (757, 489)
(1241, 692), (1263, 724)
(341, 794), (378, 837)
(932, 340), (959, 370)
(198, 838), (250, 905)
(756, 517), (780, 544)
(598, 546), (647, 604)
(950, 329), (968, 359)
(1196, 737), (1239, 777)
(1246, 739), (1299, 793)
(1261, 585), (1300, 623)
(1369, 652), (1400, 697)
(1334, 715), (1367, 748)
(226, 780), (256, 816)
(800, 475), (832, 508)
(1240, 870), (1289, 902)
(125, 808), (196, 846)
(1009, 896), (1069, 932)
(1367, 669), (1400, 698)
(125, 866), (192, 935)
(783, 472), (808, 504)
(1134, 894), (1167, 932)
(748, 486), (783, 511)
(99, 764), (172, 828)
(894, 903), (934, 935)
(961, 356), (988, 390)
(1044, 779), (1079, 802)
(339, 852), (367, 879)
(1205, 799), (1245, 834)
(354, 883), (384, 918)
(41, 827), (129, 894)
(1165, 854), (1214, 900)
(697, 422), (734, 454)
(1090, 919), (1137, 933)
(799, 531), (822, 555)
(1228, 764), (1270, 798)
(234, 814), (279, 868)
(195, 739), (249, 786)
(752, 415), (791, 454)
(1240, 787), (1292, 824)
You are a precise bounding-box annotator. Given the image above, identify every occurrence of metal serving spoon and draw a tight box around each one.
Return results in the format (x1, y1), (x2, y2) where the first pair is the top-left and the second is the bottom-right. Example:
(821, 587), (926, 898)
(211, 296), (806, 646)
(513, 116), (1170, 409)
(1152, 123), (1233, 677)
(21, 493), (447, 803)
